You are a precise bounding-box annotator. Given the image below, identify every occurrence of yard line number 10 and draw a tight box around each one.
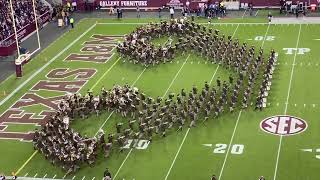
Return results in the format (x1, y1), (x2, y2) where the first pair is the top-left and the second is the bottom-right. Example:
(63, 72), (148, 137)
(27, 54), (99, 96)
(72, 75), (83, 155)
(213, 143), (245, 155)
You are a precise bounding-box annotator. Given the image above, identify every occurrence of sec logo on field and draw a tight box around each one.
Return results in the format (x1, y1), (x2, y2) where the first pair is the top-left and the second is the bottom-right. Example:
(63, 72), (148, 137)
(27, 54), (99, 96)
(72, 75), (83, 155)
(260, 115), (308, 136)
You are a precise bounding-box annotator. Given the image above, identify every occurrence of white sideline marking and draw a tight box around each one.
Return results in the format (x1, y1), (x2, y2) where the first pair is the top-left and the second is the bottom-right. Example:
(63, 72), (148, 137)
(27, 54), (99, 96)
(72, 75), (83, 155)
(164, 128), (190, 180)
(5, 176), (68, 180)
(43, 174), (47, 178)
(33, 173), (38, 178)
(113, 148), (133, 180)
(273, 24), (302, 180)
(72, 176), (76, 180)
(162, 54), (191, 98)
(218, 111), (242, 180)
(91, 177), (96, 180)
(81, 176), (86, 180)
(53, 174), (57, 179)
(0, 23), (97, 107)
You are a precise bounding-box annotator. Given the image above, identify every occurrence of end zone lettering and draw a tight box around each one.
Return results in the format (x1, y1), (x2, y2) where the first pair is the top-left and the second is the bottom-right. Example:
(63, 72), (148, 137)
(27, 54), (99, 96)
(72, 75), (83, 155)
(66, 35), (122, 63)
(0, 68), (96, 141)
(260, 115), (307, 136)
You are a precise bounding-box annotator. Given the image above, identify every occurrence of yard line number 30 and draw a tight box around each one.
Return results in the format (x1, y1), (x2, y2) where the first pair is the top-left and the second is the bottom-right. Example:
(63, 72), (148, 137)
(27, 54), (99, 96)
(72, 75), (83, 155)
(213, 143), (245, 155)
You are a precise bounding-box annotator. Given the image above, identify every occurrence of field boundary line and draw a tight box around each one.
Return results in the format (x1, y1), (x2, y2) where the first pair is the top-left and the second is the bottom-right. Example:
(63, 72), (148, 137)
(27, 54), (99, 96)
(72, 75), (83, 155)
(273, 24), (302, 180)
(0, 22), (97, 107)
(218, 23), (269, 180)
(164, 128), (190, 180)
(218, 111), (242, 180)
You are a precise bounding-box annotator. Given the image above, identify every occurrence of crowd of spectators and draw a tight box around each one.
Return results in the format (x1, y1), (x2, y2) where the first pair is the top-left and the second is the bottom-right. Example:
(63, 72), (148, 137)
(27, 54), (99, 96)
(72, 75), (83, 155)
(0, 0), (49, 41)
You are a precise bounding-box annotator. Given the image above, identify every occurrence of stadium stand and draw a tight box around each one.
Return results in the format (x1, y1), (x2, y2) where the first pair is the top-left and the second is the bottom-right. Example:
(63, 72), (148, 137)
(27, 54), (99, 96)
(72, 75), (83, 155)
(0, 0), (50, 41)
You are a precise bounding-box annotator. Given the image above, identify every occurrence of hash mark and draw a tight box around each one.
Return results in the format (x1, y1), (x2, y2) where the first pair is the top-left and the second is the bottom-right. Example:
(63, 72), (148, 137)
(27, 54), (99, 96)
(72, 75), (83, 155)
(313, 104), (316, 108)
(304, 104), (306, 107)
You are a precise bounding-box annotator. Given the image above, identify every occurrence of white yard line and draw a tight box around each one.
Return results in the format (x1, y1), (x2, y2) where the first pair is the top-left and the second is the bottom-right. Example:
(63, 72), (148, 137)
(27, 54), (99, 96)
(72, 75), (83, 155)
(91, 57), (122, 90)
(164, 128), (190, 180)
(112, 53), (192, 179)
(0, 23), (97, 107)
(209, 65), (220, 85)
(218, 23), (270, 180)
(93, 67), (146, 137)
(162, 54), (191, 98)
(113, 148), (133, 180)
(273, 24), (302, 180)
(218, 111), (242, 180)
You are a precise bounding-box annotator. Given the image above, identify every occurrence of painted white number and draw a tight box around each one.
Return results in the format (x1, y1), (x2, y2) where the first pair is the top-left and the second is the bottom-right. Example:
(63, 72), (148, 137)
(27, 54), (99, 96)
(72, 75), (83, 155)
(213, 143), (227, 154)
(135, 140), (150, 150)
(230, 144), (244, 154)
(123, 139), (150, 150)
(254, 36), (275, 41)
(213, 143), (244, 155)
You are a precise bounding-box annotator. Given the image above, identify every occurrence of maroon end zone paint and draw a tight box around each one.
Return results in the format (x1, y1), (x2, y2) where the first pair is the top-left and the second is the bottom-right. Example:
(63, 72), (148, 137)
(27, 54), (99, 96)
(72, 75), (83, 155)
(260, 115), (307, 136)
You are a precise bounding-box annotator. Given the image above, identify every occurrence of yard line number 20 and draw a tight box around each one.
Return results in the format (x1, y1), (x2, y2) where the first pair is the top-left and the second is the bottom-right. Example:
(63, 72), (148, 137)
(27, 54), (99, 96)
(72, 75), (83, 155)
(213, 143), (244, 155)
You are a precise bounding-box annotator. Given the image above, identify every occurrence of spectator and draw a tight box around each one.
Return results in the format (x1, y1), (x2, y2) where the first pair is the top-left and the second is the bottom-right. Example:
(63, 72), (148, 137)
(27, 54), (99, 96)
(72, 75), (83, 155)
(72, 0), (77, 11)
(170, 7), (174, 19)
(0, 0), (49, 41)
(136, 5), (140, 18)
(70, 17), (74, 28)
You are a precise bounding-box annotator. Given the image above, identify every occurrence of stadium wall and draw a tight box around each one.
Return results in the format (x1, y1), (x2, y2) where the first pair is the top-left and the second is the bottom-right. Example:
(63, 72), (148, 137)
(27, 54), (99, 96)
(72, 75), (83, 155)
(0, 11), (51, 57)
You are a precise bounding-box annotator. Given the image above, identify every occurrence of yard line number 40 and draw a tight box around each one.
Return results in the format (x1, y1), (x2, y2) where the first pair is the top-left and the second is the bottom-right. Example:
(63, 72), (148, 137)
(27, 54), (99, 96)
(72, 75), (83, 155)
(213, 143), (245, 155)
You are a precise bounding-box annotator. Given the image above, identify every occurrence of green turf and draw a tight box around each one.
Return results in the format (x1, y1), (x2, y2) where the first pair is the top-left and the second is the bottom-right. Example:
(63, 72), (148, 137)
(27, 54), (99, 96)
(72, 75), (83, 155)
(0, 17), (319, 180)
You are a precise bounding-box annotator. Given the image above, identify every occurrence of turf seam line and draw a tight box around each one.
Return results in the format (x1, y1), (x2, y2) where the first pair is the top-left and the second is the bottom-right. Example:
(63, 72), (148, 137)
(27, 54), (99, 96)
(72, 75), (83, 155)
(162, 54), (191, 98)
(0, 22), (97, 107)
(218, 111), (242, 180)
(113, 148), (133, 180)
(164, 128), (190, 180)
(273, 24), (302, 180)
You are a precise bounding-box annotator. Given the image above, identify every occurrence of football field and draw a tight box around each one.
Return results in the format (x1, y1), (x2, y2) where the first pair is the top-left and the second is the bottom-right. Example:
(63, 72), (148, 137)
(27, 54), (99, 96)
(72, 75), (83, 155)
(0, 18), (320, 180)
